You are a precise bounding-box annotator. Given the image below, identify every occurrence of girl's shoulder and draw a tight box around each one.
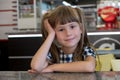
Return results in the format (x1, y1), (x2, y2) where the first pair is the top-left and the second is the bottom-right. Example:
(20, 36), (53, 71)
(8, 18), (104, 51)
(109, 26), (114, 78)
(84, 46), (94, 51)
(83, 46), (96, 58)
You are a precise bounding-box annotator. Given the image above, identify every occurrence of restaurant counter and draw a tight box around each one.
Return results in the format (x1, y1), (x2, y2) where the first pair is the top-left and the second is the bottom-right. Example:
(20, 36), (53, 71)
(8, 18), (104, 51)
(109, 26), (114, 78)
(0, 71), (120, 80)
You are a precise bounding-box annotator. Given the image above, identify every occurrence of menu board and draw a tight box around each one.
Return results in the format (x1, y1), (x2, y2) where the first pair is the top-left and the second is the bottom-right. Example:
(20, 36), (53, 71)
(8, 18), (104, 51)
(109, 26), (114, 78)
(0, 0), (17, 26)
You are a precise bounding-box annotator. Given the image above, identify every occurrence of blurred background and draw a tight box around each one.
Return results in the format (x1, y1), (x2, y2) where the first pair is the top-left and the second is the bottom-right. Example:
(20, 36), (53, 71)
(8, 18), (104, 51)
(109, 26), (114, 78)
(0, 0), (120, 71)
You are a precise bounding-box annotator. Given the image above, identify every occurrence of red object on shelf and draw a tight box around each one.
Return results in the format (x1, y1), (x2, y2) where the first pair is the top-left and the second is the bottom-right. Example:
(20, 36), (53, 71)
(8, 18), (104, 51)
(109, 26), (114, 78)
(98, 6), (119, 30)
(29, 0), (34, 4)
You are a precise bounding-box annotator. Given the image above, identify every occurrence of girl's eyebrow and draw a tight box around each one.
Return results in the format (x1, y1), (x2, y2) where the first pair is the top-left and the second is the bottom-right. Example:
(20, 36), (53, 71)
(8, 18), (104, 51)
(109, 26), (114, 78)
(56, 22), (79, 28)
(56, 26), (64, 29)
(55, 25), (64, 29)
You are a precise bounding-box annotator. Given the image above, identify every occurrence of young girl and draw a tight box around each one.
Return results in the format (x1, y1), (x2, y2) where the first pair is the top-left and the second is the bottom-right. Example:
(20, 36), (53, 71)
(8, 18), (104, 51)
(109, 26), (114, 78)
(29, 5), (96, 73)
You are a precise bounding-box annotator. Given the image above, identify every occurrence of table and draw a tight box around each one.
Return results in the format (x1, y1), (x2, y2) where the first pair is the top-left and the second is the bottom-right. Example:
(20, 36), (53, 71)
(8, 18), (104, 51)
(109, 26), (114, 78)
(0, 71), (120, 80)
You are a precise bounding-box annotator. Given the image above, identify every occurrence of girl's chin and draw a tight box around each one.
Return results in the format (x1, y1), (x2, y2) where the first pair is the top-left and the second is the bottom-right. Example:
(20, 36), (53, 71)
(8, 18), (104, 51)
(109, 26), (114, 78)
(62, 44), (77, 48)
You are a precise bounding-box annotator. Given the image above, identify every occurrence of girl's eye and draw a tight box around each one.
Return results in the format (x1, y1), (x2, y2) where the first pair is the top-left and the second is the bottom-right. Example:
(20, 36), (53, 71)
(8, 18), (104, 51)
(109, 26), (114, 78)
(59, 29), (64, 31)
(70, 25), (75, 29)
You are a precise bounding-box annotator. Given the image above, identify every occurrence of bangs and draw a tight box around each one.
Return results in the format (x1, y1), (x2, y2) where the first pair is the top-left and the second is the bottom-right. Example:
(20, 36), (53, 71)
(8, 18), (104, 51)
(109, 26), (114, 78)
(57, 12), (80, 25)
(48, 6), (80, 28)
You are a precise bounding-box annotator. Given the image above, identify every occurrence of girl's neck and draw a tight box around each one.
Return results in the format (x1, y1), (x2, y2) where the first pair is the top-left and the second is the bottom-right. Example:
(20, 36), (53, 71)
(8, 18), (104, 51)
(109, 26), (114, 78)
(61, 46), (76, 54)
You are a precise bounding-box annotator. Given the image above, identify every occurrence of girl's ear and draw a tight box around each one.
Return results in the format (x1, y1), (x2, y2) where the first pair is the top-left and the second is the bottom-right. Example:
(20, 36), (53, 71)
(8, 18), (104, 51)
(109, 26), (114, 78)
(79, 24), (83, 34)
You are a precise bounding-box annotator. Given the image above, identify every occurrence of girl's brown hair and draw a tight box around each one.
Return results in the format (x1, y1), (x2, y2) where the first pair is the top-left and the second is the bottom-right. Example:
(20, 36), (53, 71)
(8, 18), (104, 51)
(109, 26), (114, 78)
(41, 6), (96, 63)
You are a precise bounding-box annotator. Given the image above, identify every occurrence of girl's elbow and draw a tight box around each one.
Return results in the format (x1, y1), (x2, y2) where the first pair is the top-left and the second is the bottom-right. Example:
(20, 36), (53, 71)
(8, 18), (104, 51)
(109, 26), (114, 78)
(30, 62), (48, 72)
(31, 64), (42, 72)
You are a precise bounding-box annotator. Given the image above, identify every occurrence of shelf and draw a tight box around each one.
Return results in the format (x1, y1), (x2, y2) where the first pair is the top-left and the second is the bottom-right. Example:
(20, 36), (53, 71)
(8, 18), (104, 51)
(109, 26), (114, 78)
(18, 0), (41, 29)
(97, 49), (120, 55)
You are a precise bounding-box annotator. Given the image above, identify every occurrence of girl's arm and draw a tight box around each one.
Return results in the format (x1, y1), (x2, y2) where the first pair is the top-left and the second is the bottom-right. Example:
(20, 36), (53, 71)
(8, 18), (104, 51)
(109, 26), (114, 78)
(42, 56), (96, 72)
(30, 19), (55, 72)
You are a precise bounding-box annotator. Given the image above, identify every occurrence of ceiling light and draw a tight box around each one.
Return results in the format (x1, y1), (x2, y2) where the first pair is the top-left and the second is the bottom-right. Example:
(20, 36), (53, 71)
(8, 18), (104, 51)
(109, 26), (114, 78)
(62, 1), (71, 6)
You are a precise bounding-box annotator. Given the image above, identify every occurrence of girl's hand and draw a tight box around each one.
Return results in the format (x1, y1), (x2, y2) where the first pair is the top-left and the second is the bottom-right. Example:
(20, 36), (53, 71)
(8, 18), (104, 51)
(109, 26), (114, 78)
(28, 64), (56, 73)
(28, 67), (53, 73)
(44, 19), (55, 36)
(41, 67), (54, 73)
(41, 64), (56, 73)
(28, 69), (39, 74)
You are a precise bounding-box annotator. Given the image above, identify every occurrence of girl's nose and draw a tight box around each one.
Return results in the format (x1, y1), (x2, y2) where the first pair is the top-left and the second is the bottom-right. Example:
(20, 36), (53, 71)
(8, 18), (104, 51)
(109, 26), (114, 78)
(65, 29), (72, 36)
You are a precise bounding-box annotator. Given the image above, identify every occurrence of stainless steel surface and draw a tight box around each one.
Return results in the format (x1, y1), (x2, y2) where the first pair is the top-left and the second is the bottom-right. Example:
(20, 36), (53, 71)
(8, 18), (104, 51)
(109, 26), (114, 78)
(0, 71), (120, 80)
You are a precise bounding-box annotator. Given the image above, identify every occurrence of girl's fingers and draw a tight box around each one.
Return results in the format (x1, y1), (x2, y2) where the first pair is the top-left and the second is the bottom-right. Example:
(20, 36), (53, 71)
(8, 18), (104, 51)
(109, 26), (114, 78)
(28, 69), (38, 74)
(44, 19), (55, 34)
(41, 68), (53, 73)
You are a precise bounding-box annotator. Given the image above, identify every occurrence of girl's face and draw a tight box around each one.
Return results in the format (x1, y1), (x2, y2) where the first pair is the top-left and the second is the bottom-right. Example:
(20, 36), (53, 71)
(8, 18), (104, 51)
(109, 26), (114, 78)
(55, 22), (82, 49)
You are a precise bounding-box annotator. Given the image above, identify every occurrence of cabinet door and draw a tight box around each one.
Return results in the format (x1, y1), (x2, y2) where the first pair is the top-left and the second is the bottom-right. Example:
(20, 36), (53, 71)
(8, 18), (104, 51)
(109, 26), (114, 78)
(9, 58), (31, 71)
(0, 41), (9, 71)
(8, 35), (43, 71)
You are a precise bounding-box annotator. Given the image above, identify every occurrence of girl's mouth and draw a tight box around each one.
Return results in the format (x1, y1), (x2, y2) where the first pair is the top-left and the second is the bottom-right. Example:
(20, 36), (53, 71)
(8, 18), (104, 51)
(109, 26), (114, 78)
(65, 38), (75, 41)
